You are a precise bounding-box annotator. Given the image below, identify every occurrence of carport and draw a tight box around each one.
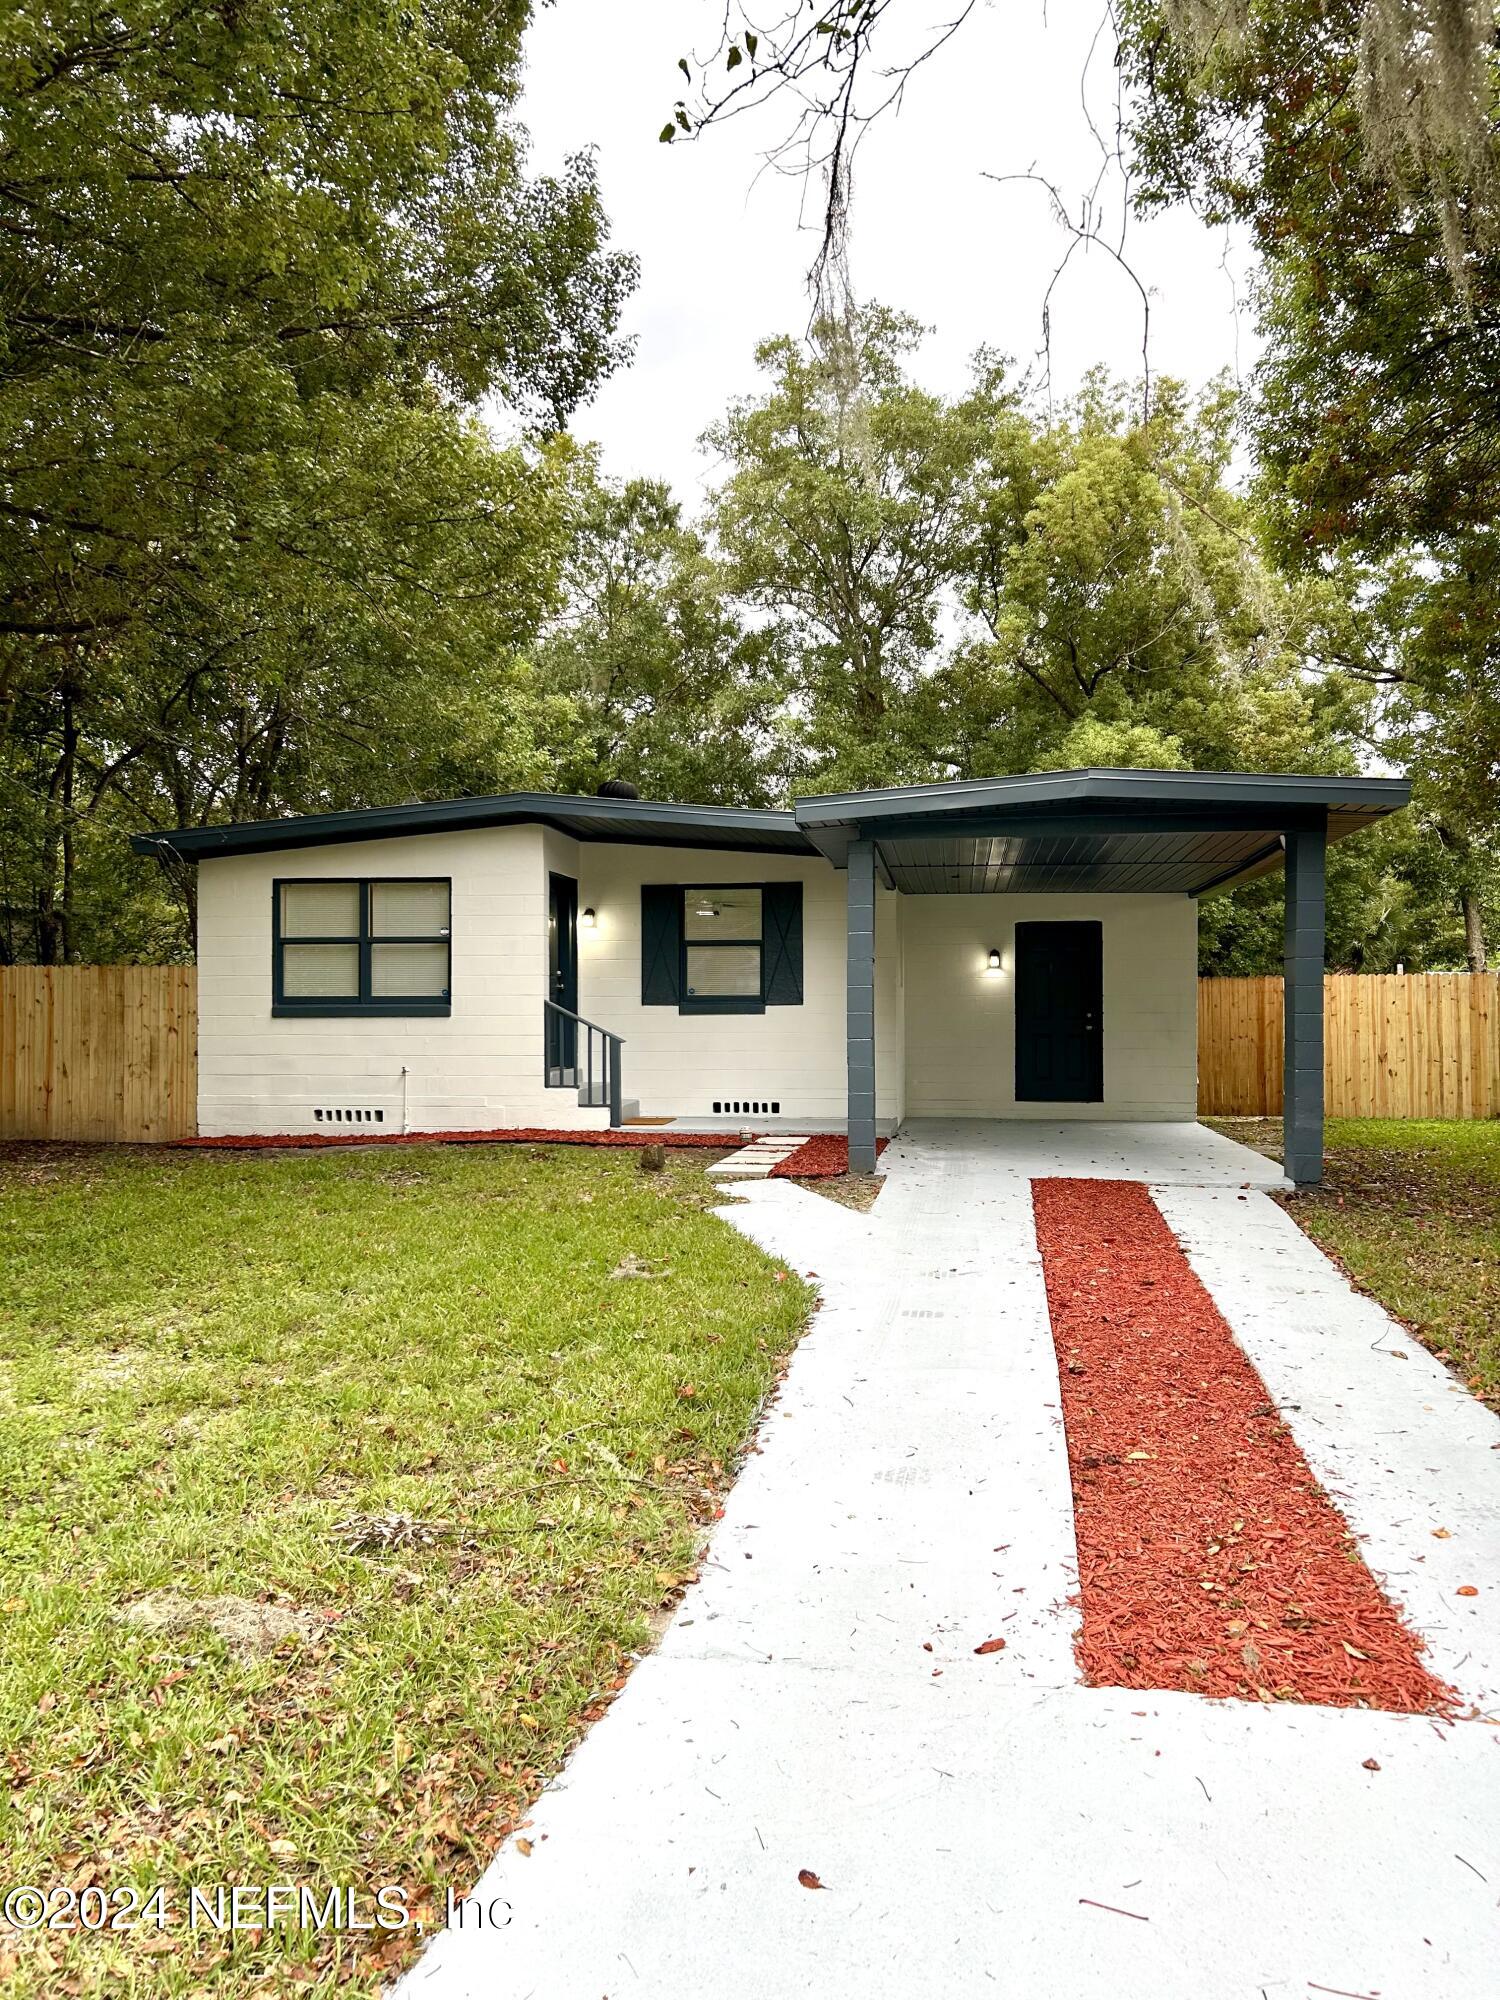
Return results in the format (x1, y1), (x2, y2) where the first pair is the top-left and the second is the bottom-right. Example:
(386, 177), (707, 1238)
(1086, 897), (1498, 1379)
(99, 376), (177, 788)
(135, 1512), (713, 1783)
(791, 770), (1413, 1184)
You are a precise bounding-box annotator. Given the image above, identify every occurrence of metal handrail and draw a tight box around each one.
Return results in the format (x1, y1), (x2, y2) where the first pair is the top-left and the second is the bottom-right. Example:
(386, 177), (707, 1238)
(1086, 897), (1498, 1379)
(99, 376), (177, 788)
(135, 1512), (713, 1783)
(543, 999), (625, 1127)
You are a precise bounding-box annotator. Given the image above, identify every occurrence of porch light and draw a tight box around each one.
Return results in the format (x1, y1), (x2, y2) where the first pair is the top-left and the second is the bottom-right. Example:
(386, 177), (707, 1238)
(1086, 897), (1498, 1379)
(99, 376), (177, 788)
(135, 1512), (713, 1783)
(986, 947), (1003, 973)
(580, 907), (597, 930)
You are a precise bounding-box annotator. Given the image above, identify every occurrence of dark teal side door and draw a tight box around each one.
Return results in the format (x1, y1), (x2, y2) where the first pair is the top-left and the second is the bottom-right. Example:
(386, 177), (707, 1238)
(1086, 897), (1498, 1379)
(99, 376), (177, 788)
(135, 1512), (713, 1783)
(548, 872), (578, 1074)
(1014, 921), (1103, 1103)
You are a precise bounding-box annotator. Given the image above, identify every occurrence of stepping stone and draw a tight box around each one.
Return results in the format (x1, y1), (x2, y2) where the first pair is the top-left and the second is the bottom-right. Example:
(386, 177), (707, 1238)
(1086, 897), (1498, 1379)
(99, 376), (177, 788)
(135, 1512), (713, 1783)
(707, 1138), (811, 1180)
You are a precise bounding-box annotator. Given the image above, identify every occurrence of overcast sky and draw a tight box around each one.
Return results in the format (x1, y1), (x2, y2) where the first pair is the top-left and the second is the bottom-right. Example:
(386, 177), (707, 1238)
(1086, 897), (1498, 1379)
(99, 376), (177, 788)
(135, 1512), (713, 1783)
(518, 0), (1256, 503)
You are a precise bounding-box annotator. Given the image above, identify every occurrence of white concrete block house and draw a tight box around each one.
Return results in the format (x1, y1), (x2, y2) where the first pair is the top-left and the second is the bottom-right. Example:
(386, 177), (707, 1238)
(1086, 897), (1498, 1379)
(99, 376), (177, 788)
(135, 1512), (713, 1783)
(135, 769), (1410, 1186)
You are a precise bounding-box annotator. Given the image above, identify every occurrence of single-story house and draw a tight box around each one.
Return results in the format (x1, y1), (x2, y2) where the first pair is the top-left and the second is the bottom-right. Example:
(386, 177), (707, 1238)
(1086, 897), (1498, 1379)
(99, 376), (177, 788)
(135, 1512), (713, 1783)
(134, 768), (1410, 1185)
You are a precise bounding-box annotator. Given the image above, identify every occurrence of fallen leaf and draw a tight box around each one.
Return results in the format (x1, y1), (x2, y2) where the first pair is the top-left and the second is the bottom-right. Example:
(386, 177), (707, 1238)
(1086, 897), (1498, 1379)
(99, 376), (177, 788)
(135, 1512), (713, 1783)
(797, 1868), (825, 1890)
(1342, 1642), (1369, 1660)
(268, 1838), (296, 1861)
(515, 1838), (533, 1858)
(1362, 1758), (1381, 1772)
(1431, 1528), (1452, 1540)
(973, 1637), (1007, 1656)
(1457, 1585), (1480, 1598)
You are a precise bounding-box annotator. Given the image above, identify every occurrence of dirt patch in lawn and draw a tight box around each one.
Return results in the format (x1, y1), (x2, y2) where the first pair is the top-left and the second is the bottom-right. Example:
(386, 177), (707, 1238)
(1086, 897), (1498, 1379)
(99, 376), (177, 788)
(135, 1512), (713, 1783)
(788, 1172), (885, 1212)
(117, 1592), (326, 1661)
(1033, 1176), (1451, 1713)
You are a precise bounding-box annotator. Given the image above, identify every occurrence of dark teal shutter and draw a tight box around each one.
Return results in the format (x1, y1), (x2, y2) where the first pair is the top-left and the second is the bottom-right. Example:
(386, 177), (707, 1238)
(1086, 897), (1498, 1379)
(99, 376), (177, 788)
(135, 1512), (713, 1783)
(762, 881), (803, 1005)
(641, 885), (682, 1005)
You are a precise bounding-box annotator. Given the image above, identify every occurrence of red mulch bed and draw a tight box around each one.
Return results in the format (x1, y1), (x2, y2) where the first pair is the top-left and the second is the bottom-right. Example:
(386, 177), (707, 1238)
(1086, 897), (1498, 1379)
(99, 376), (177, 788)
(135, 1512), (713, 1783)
(182, 1129), (739, 1152)
(769, 1136), (889, 1179)
(1032, 1177), (1452, 1713)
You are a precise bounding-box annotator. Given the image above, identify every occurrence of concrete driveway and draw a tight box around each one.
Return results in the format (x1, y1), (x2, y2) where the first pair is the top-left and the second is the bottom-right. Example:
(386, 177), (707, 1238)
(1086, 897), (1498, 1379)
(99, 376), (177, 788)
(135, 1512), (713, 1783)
(396, 1121), (1500, 2000)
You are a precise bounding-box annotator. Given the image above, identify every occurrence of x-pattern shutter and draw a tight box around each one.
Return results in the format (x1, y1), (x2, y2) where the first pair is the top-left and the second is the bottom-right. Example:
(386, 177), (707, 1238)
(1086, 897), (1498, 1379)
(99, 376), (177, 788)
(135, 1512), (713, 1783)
(762, 881), (803, 1005)
(640, 885), (682, 1005)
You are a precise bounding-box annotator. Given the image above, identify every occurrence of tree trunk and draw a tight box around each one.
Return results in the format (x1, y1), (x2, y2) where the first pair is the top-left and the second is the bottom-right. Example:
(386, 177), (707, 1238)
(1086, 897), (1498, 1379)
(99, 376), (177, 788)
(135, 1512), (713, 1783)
(1462, 889), (1487, 973)
(58, 684), (77, 962)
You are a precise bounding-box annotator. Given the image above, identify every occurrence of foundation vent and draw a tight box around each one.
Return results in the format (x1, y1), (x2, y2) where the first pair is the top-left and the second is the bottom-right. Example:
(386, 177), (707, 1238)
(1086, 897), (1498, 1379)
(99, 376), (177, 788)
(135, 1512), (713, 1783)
(313, 1106), (386, 1126)
(711, 1099), (781, 1116)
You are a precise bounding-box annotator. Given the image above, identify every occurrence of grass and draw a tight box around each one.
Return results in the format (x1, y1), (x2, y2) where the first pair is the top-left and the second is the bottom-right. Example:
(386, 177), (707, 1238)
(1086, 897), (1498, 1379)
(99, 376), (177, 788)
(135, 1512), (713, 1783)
(0, 1141), (811, 1996)
(1208, 1117), (1500, 1410)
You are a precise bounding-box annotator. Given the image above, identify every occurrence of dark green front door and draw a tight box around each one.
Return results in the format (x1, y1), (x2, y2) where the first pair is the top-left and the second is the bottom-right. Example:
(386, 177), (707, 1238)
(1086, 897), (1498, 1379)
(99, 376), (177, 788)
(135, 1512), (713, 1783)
(1014, 921), (1103, 1103)
(548, 872), (578, 1075)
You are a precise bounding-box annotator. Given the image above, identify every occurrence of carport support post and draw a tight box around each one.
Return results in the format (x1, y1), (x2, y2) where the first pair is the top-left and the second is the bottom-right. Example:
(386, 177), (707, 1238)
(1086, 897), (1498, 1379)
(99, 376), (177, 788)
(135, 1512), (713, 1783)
(847, 836), (878, 1174)
(1283, 817), (1327, 1187)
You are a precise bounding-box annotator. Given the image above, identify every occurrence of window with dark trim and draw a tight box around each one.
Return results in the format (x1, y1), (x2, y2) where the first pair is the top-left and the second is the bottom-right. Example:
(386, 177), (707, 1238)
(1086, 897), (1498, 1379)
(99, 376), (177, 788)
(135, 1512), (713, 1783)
(682, 885), (763, 1014)
(273, 879), (451, 1016)
(641, 881), (803, 1013)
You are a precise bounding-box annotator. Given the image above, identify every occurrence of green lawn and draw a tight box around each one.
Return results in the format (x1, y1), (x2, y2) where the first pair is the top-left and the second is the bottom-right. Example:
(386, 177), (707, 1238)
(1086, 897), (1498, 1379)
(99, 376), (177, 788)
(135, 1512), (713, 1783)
(0, 1142), (810, 1996)
(1208, 1117), (1500, 1410)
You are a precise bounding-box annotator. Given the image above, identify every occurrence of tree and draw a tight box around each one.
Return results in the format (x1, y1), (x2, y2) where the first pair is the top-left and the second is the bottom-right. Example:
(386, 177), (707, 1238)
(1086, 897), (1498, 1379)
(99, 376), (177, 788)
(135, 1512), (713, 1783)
(532, 473), (789, 805)
(0, 411), (578, 958)
(704, 306), (1012, 789)
(0, 0), (636, 958)
(1118, 0), (1500, 963)
(926, 372), (1353, 780)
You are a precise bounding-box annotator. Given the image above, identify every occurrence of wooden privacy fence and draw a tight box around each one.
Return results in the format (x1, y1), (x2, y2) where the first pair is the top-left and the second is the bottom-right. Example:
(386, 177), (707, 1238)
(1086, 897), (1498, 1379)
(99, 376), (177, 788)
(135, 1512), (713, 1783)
(0, 966), (197, 1142)
(1198, 972), (1500, 1120)
(3, 965), (1498, 1141)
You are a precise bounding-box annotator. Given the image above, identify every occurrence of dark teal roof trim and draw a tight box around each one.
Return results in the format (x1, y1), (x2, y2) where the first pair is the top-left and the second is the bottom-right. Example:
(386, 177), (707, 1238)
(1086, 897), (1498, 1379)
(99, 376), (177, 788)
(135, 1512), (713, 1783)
(131, 792), (813, 862)
(792, 768), (1412, 825)
(132, 769), (1409, 899)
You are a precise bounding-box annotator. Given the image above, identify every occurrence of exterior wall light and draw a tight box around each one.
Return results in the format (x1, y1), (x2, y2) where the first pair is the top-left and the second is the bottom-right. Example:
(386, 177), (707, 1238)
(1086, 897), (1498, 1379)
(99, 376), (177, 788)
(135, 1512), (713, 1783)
(580, 907), (597, 930)
(986, 947), (1003, 973)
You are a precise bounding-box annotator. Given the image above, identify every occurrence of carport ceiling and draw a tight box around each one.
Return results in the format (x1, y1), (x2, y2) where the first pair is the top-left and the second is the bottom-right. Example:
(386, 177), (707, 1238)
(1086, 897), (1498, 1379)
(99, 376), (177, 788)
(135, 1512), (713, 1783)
(792, 770), (1412, 897)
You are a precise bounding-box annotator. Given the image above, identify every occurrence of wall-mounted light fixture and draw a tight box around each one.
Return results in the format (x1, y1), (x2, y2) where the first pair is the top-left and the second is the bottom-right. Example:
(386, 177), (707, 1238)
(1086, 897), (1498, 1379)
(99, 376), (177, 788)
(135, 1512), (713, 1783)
(986, 947), (1003, 973)
(580, 907), (597, 930)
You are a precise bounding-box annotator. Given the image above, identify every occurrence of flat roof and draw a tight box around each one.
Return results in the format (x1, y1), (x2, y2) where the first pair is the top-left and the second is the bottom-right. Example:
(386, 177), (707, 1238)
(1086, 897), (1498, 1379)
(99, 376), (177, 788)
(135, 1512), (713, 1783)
(132, 767), (1410, 895)
(792, 769), (1410, 893)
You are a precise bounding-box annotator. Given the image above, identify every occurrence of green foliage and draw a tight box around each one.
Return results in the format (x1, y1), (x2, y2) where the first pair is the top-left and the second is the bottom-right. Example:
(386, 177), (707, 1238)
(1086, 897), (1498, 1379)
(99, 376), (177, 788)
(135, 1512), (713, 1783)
(1119, 0), (1500, 963)
(532, 474), (790, 804)
(0, 1), (636, 959)
(704, 307), (1009, 790)
(703, 317), (1355, 784)
(1198, 813), (1492, 973)
(931, 372), (1351, 780)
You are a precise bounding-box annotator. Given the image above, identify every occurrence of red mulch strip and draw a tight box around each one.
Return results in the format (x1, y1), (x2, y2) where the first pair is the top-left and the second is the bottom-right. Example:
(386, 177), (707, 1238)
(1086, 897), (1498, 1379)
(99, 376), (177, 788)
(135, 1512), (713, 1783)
(182, 1129), (739, 1152)
(769, 1136), (889, 1179)
(1032, 1177), (1452, 1713)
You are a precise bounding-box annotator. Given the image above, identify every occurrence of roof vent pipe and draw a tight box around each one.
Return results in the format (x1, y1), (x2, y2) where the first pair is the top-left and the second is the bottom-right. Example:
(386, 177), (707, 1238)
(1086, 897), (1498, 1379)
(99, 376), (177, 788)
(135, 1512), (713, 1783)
(596, 778), (641, 799)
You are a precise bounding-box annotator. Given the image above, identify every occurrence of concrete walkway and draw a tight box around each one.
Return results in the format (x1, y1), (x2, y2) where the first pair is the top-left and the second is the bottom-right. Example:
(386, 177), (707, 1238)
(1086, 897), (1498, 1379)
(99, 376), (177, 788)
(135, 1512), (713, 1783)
(397, 1121), (1500, 2000)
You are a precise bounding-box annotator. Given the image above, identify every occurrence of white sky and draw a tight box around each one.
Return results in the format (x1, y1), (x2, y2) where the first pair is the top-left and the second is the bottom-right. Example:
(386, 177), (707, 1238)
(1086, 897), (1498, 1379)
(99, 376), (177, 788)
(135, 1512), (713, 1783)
(518, 0), (1257, 504)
